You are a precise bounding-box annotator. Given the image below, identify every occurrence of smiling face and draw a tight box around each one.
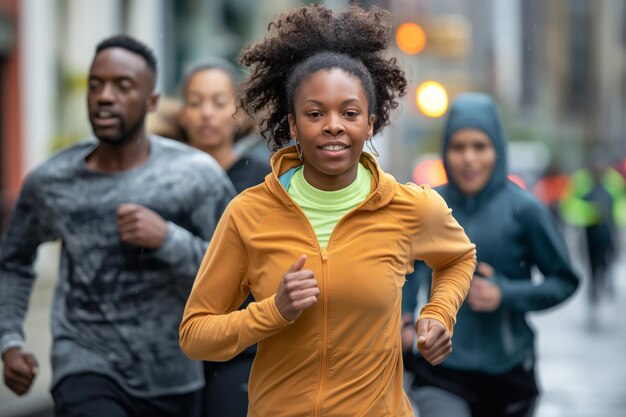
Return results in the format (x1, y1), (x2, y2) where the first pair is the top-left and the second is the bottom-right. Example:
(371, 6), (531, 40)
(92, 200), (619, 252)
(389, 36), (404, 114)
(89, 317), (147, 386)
(87, 47), (158, 145)
(288, 68), (375, 191)
(445, 128), (497, 197)
(179, 68), (237, 151)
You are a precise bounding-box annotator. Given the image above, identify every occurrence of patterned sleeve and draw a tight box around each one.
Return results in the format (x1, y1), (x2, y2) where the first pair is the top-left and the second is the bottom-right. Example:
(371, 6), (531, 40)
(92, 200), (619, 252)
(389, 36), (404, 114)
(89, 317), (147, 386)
(0, 173), (59, 354)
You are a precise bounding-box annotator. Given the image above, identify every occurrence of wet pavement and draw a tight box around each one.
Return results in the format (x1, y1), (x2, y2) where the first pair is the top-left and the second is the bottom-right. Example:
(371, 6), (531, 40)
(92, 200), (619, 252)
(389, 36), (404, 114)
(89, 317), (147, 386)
(531, 232), (626, 417)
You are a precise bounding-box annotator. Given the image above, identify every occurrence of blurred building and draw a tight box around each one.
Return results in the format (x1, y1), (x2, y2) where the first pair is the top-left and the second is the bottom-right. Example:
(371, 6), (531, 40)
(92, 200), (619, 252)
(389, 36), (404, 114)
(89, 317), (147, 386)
(0, 0), (304, 228)
(0, 0), (625, 225)
(0, 0), (18, 227)
(385, 0), (626, 183)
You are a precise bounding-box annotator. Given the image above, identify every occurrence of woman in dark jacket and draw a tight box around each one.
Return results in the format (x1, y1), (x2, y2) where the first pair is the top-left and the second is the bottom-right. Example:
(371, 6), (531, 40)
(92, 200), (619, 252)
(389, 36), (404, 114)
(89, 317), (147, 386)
(178, 59), (270, 417)
(403, 93), (579, 417)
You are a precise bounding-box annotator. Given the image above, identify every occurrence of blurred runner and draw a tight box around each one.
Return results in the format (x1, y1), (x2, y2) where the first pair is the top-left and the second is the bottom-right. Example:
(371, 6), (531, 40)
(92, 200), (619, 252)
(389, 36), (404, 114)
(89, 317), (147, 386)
(178, 59), (270, 417)
(0, 35), (234, 417)
(560, 155), (624, 306)
(403, 93), (579, 417)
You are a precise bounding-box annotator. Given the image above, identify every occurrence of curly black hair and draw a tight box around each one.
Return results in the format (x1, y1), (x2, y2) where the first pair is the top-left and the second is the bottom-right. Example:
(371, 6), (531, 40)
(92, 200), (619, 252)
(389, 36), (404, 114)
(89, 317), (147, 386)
(96, 34), (158, 80)
(239, 4), (407, 150)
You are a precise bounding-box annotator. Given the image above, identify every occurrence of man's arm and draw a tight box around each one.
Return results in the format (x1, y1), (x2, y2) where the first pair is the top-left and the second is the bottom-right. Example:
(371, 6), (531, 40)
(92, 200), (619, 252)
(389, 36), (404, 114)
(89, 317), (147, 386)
(150, 169), (235, 282)
(0, 173), (57, 394)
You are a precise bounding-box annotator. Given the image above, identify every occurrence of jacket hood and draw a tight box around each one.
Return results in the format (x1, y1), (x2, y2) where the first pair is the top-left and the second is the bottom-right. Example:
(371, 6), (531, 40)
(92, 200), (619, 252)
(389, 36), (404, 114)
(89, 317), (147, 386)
(266, 145), (397, 211)
(442, 93), (508, 204)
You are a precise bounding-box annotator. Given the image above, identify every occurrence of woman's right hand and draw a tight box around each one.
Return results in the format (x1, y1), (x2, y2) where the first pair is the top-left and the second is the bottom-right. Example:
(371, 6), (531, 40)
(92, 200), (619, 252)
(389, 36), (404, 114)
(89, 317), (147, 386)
(275, 255), (320, 321)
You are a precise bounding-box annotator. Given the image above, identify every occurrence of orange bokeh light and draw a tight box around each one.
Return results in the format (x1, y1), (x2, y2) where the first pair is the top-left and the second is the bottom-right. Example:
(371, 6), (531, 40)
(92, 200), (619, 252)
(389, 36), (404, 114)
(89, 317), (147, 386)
(413, 159), (448, 187)
(396, 23), (426, 55)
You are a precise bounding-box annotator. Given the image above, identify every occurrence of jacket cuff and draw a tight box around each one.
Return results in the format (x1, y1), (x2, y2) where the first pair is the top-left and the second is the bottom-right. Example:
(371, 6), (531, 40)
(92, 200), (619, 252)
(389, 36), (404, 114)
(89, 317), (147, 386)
(152, 221), (189, 265)
(1, 333), (24, 357)
(417, 305), (455, 336)
(265, 294), (294, 327)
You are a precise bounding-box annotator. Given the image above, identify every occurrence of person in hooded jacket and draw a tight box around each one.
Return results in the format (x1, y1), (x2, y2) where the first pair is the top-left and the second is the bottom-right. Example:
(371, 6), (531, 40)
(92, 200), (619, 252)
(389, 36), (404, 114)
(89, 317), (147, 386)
(402, 93), (579, 417)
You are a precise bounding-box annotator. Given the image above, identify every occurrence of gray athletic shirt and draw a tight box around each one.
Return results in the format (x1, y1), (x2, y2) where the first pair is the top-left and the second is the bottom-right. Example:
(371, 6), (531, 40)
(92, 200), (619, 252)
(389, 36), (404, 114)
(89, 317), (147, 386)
(0, 136), (235, 397)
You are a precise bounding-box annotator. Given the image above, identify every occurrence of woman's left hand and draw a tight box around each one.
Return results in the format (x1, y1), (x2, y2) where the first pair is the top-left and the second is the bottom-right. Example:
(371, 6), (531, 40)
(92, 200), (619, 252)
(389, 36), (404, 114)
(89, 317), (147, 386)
(416, 318), (451, 365)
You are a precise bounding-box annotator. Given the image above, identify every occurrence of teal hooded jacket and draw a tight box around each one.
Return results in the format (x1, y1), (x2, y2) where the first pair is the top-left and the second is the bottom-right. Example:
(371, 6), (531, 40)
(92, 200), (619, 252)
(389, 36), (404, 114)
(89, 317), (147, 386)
(404, 93), (579, 373)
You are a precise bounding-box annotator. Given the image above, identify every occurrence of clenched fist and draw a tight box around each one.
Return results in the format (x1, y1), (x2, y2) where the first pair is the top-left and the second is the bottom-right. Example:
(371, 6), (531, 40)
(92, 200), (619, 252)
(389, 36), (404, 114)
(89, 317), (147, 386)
(3, 347), (38, 396)
(117, 203), (168, 249)
(275, 255), (320, 322)
(416, 318), (452, 366)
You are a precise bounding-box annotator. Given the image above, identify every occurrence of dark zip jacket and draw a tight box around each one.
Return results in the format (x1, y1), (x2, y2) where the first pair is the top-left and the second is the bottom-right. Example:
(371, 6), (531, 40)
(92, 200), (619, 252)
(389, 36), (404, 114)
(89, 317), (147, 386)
(404, 93), (579, 373)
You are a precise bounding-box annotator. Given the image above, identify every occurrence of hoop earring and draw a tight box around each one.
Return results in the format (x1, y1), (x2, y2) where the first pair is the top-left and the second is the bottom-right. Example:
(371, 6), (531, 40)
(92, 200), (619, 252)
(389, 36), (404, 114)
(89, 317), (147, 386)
(294, 138), (303, 161)
(365, 137), (380, 157)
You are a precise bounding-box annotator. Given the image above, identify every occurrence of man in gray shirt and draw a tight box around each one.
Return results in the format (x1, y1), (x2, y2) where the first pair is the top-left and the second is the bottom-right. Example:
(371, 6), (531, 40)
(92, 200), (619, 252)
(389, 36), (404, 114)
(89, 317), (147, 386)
(0, 35), (234, 416)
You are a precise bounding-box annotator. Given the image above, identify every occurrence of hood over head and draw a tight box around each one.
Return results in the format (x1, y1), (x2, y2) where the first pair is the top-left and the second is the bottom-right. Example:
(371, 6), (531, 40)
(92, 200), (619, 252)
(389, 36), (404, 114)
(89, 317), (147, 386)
(441, 92), (508, 202)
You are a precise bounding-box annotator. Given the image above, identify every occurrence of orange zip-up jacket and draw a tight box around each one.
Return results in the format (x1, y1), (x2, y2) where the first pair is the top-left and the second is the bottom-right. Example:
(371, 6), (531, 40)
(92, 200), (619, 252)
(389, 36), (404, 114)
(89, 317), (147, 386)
(180, 147), (476, 417)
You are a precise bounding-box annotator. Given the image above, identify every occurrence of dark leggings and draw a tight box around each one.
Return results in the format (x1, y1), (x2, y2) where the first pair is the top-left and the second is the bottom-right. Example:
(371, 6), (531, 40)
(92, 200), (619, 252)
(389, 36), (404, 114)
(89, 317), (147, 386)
(52, 373), (201, 417)
(411, 385), (536, 417)
(202, 354), (254, 417)
(405, 356), (539, 417)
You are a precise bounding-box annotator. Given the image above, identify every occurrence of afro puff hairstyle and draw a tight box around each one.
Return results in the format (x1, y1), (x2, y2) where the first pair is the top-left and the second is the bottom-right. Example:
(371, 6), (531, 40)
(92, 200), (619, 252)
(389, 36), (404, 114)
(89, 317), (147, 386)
(239, 4), (407, 151)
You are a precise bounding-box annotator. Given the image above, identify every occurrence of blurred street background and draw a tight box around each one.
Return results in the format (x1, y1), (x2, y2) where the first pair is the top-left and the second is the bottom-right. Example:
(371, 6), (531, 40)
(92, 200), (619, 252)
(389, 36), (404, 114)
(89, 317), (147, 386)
(0, 0), (625, 416)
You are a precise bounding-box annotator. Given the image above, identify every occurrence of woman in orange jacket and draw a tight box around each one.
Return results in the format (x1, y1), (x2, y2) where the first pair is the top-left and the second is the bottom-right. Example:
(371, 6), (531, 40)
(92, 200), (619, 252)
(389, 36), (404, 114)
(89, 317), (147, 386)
(180, 4), (476, 416)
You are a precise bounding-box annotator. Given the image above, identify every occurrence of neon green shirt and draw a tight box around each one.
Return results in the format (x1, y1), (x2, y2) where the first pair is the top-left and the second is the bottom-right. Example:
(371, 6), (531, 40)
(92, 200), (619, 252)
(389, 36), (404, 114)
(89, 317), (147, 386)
(288, 163), (372, 248)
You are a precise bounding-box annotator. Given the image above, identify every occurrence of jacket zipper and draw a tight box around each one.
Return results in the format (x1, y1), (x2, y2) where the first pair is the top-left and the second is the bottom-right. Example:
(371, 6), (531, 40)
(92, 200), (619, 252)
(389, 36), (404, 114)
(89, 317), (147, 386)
(276, 190), (328, 417)
(277, 181), (376, 417)
(310, 198), (371, 417)
(313, 247), (329, 417)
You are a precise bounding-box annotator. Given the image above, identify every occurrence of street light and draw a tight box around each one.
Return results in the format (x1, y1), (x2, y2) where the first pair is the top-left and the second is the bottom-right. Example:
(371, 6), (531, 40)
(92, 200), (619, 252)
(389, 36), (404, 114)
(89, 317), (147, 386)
(396, 22), (426, 55)
(416, 81), (448, 118)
